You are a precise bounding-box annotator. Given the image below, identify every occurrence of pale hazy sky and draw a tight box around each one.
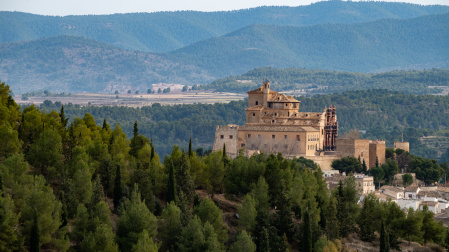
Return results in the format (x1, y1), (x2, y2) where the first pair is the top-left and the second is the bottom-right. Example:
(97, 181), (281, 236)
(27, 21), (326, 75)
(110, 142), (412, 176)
(1, 0), (448, 16)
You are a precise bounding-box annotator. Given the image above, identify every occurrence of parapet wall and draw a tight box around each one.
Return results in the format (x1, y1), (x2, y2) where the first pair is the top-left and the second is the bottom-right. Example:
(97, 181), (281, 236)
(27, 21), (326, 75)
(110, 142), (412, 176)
(394, 142), (410, 152)
(212, 125), (239, 158)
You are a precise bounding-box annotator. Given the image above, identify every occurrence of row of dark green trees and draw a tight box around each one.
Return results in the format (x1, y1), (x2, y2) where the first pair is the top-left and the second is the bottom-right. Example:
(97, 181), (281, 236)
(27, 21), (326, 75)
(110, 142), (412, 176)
(0, 81), (448, 251)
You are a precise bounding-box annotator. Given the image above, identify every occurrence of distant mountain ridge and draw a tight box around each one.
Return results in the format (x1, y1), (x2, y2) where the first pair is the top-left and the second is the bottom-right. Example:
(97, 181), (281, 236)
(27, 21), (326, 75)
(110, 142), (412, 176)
(1, 1), (449, 52)
(169, 13), (449, 76)
(1, 4), (449, 94)
(0, 36), (212, 94)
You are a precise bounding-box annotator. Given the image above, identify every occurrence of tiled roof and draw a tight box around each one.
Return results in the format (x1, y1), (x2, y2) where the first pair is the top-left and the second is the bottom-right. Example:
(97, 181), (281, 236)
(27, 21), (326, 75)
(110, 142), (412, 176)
(268, 93), (299, 103)
(420, 201), (438, 206)
(381, 185), (404, 193)
(437, 186), (449, 193)
(247, 86), (279, 94)
(418, 191), (439, 198)
(239, 125), (319, 132)
(404, 186), (419, 192)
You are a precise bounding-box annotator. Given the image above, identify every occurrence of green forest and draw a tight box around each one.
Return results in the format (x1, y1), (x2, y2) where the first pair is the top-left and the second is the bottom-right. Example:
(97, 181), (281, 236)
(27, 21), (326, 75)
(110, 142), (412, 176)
(2, 80), (449, 251)
(205, 68), (449, 94)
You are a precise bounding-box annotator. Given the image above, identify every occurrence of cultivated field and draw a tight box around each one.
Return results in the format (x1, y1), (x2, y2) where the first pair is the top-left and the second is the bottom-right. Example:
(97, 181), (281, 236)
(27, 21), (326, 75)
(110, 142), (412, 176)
(17, 91), (246, 107)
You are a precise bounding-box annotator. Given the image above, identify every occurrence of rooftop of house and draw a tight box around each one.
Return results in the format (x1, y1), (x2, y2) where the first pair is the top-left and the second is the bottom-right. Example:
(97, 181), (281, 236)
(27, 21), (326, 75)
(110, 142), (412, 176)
(418, 191), (440, 198)
(381, 185), (404, 193)
(404, 186), (419, 192)
(420, 201), (438, 206)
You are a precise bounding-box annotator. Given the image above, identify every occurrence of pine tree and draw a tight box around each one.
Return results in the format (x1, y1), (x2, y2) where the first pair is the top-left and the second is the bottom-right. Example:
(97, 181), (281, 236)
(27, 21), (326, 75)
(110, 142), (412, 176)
(30, 211), (40, 252)
(380, 219), (390, 252)
(113, 165), (122, 211)
(188, 137), (193, 158)
(166, 162), (176, 204)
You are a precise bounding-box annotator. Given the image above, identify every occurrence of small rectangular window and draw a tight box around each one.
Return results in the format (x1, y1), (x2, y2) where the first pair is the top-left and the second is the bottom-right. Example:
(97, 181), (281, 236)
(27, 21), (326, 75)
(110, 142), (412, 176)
(241, 143), (245, 147)
(220, 135), (224, 139)
(247, 134), (251, 138)
(253, 113), (255, 116)
(284, 135), (287, 139)
(272, 135), (275, 139)
(296, 135), (300, 141)
(229, 135), (233, 139)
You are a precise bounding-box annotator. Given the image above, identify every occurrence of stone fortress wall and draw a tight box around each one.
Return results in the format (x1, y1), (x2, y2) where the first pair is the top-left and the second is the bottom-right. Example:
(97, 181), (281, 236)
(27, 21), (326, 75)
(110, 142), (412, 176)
(212, 125), (239, 158)
(394, 141), (410, 152)
(369, 141), (386, 169)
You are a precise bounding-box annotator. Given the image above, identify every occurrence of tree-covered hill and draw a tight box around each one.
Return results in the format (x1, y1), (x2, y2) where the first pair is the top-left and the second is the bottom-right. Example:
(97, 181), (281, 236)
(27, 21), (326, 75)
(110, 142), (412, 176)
(36, 89), (449, 160)
(169, 13), (449, 76)
(0, 35), (213, 94)
(204, 67), (449, 94)
(1, 80), (448, 252)
(1, 1), (448, 52)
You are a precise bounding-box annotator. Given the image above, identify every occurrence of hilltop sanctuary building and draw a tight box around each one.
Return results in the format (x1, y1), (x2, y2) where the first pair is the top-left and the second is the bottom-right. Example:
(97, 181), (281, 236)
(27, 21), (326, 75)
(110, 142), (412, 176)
(212, 80), (387, 170)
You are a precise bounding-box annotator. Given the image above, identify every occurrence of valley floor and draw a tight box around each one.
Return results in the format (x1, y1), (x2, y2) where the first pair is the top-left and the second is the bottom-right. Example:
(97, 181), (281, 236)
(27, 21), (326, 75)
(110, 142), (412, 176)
(17, 91), (246, 107)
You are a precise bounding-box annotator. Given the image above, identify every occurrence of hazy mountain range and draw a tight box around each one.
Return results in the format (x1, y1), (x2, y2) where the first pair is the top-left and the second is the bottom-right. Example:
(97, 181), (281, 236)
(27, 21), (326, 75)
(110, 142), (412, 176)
(0, 1), (448, 94)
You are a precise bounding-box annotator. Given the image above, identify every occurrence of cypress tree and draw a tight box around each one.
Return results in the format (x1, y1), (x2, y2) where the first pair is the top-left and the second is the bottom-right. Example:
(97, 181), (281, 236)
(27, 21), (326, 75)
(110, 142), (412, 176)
(362, 159), (367, 174)
(301, 210), (313, 252)
(325, 195), (339, 240)
(59, 105), (69, 128)
(258, 227), (270, 252)
(18, 114), (24, 140)
(102, 118), (108, 130)
(166, 162), (176, 204)
(150, 139), (155, 161)
(133, 120), (138, 138)
(30, 211), (40, 252)
(375, 156), (379, 167)
(188, 137), (193, 157)
(0, 173), (3, 196)
(254, 209), (270, 252)
(223, 144), (226, 159)
(380, 219), (390, 252)
(358, 196), (375, 242)
(113, 165), (122, 211)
